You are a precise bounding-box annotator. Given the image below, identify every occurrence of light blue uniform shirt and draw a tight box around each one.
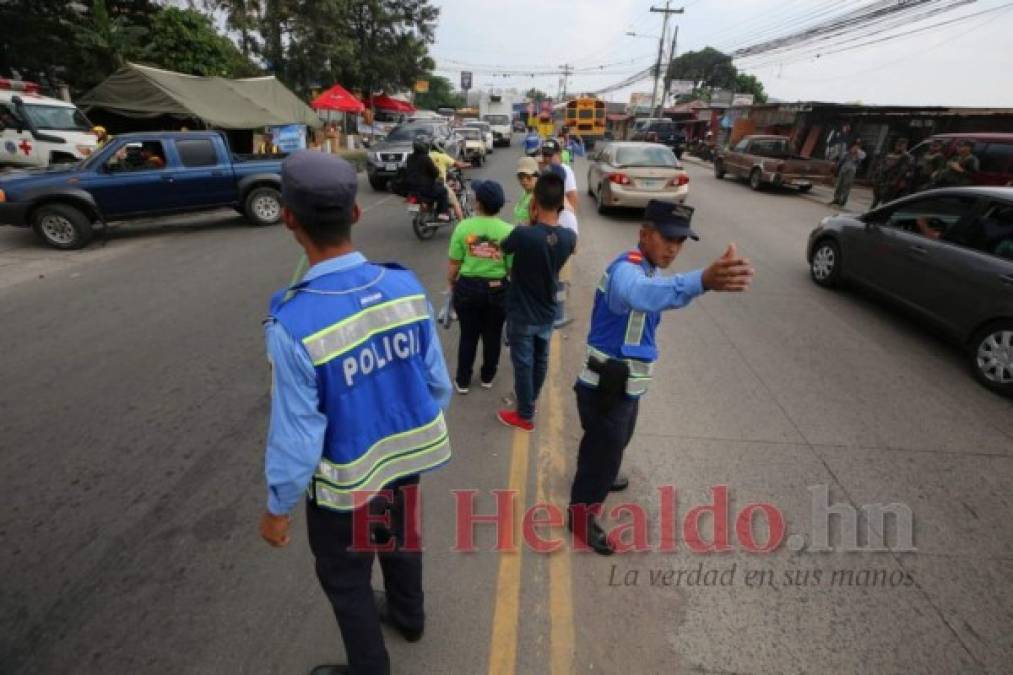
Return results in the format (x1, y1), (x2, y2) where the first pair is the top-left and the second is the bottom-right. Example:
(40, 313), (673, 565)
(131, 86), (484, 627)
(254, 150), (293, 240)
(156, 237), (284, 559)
(264, 252), (452, 515)
(606, 259), (706, 314)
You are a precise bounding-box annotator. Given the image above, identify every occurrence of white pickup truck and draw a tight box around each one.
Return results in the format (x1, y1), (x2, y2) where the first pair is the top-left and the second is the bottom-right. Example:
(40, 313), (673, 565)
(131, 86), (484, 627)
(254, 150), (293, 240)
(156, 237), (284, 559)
(0, 80), (97, 168)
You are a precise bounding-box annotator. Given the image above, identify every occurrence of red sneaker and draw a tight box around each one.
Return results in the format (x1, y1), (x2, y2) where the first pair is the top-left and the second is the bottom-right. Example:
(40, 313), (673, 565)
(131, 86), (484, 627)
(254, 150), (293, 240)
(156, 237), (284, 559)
(497, 409), (534, 432)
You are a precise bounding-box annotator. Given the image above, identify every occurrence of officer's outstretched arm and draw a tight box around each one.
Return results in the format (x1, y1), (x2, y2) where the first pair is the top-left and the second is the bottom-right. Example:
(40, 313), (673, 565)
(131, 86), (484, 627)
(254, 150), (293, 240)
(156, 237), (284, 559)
(609, 262), (705, 314)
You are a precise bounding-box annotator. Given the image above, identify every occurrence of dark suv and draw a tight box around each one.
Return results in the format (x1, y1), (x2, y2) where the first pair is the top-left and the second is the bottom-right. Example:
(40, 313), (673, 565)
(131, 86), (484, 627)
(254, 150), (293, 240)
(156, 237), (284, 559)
(807, 187), (1013, 395)
(366, 122), (462, 191)
(630, 118), (687, 157)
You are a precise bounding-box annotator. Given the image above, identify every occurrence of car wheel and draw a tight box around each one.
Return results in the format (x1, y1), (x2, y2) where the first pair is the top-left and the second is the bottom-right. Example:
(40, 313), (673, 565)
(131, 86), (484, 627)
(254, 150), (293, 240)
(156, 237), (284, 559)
(798, 184), (813, 194)
(596, 183), (609, 215)
(969, 322), (1013, 396)
(369, 176), (388, 191)
(810, 238), (841, 288)
(714, 160), (726, 179)
(749, 168), (763, 191)
(244, 186), (282, 226)
(31, 203), (94, 250)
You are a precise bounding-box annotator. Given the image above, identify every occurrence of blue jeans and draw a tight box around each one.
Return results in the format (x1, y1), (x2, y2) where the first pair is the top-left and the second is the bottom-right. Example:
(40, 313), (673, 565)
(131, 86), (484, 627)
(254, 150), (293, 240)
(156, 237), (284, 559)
(508, 322), (553, 420)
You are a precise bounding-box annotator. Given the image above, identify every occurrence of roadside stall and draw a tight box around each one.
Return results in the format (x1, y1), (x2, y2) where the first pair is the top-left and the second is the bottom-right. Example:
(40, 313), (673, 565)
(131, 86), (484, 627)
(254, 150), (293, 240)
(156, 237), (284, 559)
(311, 83), (365, 151)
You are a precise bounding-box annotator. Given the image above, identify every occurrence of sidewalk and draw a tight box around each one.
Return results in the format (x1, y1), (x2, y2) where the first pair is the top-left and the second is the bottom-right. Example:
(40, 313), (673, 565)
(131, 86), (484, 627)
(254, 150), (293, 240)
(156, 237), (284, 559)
(681, 153), (874, 213)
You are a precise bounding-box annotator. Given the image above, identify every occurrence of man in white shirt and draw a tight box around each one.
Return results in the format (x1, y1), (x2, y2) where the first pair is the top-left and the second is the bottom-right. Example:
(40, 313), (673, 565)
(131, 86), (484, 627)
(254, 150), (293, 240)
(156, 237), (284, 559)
(540, 139), (578, 213)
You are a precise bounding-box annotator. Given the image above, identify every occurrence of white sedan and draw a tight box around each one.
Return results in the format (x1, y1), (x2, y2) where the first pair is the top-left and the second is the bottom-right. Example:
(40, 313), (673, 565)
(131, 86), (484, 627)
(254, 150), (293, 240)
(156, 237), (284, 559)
(465, 120), (495, 154)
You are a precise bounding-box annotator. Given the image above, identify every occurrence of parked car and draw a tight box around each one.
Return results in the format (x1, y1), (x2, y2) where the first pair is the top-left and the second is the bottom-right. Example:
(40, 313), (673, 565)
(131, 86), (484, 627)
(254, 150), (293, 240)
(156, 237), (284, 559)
(454, 127), (486, 166)
(0, 79), (97, 168)
(909, 133), (1013, 187)
(366, 121), (462, 191)
(586, 141), (689, 214)
(807, 186), (1013, 395)
(715, 135), (834, 193)
(630, 118), (686, 156)
(0, 131), (284, 249)
(464, 120), (494, 154)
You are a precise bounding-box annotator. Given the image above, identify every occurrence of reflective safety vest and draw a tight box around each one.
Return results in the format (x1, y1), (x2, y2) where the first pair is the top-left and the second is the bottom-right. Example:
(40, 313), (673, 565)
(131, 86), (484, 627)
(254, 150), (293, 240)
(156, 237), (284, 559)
(270, 260), (451, 512)
(577, 250), (661, 397)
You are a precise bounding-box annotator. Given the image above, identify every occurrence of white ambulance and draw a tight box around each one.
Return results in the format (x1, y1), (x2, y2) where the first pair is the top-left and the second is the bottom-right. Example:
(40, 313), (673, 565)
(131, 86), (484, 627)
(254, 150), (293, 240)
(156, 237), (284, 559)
(0, 79), (98, 169)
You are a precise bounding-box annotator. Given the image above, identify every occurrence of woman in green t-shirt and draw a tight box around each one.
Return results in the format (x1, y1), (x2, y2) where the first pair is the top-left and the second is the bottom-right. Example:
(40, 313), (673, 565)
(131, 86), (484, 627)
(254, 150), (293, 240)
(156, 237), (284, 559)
(513, 156), (540, 225)
(447, 179), (514, 394)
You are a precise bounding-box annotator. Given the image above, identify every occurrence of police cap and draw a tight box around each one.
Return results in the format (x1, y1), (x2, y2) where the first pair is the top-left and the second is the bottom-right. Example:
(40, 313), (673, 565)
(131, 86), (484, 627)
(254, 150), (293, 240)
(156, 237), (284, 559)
(281, 151), (357, 227)
(644, 200), (698, 241)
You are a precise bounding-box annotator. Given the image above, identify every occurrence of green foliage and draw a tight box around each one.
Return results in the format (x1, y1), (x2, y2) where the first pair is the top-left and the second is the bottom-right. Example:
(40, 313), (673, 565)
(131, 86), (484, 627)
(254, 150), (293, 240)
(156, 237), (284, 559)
(525, 88), (548, 101)
(414, 76), (464, 111)
(667, 47), (767, 104)
(142, 7), (258, 77)
(734, 73), (768, 104)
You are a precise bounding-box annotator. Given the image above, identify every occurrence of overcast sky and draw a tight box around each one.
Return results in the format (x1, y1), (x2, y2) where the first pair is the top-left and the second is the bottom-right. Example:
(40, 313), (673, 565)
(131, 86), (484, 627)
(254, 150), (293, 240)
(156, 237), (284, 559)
(430, 0), (1013, 107)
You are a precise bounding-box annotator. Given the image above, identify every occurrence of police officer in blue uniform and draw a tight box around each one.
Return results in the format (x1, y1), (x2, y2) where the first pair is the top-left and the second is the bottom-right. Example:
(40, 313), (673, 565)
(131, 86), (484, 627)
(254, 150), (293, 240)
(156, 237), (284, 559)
(567, 200), (754, 555)
(259, 152), (453, 674)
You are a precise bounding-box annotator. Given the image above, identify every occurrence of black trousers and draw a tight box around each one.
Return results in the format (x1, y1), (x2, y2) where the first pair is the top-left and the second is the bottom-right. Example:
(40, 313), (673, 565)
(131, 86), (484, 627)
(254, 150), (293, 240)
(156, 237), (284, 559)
(453, 276), (507, 387)
(306, 475), (423, 675)
(569, 385), (640, 510)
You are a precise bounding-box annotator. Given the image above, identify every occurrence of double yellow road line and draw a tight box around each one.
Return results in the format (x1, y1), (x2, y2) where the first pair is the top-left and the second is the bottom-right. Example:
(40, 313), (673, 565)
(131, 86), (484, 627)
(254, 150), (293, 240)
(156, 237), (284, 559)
(488, 331), (575, 675)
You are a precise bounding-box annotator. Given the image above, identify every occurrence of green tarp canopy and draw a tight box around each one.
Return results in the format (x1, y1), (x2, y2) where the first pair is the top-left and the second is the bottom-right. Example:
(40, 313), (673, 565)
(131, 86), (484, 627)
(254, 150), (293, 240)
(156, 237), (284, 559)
(79, 62), (321, 130)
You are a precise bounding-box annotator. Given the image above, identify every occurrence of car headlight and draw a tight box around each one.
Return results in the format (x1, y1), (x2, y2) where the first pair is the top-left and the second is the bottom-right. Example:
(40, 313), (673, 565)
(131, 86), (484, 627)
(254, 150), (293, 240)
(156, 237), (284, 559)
(75, 145), (94, 157)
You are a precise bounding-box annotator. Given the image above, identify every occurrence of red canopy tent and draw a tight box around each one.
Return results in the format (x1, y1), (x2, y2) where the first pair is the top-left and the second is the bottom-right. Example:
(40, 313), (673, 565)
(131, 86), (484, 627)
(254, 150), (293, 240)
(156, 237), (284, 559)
(366, 94), (415, 113)
(311, 84), (364, 113)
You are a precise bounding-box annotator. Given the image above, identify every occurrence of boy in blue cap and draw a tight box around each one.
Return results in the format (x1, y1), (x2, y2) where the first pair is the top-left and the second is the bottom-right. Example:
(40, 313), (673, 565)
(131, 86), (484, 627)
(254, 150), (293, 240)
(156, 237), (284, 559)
(567, 200), (754, 555)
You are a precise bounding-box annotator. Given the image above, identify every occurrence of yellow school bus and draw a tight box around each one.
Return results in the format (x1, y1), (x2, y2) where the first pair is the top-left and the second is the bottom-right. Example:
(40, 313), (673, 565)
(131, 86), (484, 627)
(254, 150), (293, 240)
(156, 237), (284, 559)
(563, 96), (606, 148)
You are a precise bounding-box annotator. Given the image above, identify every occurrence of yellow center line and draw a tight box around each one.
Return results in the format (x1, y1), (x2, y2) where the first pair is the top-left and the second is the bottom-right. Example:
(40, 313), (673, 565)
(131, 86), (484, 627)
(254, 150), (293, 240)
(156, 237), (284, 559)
(487, 427), (530, 675)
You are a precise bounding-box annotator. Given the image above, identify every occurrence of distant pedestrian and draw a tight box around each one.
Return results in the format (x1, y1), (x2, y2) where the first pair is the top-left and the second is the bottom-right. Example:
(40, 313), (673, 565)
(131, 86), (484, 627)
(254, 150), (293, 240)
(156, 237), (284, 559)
(830, 141), (866, 207)
(870, 138), (913, 208)
(497, 172), (577, 431)
(914, 140), (946, 192)
(447, 180), (513, 394)
(932, 140), (979, 188)
(513, 156), (539, 225)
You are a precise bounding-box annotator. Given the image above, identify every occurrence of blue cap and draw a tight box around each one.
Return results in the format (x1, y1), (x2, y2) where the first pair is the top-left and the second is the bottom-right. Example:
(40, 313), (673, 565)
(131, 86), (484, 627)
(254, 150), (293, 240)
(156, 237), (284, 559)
(644, 200), (698, 241)
(545, 163), (567, 181)
(281, 151), (357, 226)
(470, 179), (505, 212)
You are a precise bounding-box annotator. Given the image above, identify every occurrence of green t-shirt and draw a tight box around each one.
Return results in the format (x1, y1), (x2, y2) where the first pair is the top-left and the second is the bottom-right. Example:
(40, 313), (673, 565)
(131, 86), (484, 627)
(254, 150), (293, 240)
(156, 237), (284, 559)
(449, 215), (514, 279)
(512, 192), (533, 226)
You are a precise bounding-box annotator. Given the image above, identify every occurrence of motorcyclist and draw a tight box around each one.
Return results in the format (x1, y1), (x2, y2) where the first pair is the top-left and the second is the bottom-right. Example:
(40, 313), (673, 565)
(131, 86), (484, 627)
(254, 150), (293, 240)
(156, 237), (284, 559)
(405, 134), (451, 221)
(430, 137), (470, 221)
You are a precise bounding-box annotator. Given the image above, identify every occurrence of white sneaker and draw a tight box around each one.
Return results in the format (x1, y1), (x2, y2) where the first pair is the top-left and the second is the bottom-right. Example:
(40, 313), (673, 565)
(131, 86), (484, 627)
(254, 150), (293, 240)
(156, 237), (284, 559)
(454, 382), (469, 394)
(480, 379), (494, 389)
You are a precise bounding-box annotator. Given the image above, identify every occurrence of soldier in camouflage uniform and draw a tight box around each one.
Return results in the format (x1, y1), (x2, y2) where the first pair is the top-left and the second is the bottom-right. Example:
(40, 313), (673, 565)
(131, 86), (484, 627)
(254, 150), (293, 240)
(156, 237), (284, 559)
(913, 140), (946, 192)
(871, 138), (913, 208)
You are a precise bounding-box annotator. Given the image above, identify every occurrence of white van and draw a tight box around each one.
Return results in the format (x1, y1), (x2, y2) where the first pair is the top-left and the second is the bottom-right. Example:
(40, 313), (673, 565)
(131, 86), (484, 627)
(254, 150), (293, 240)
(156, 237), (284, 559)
(0, 80), (97, 168)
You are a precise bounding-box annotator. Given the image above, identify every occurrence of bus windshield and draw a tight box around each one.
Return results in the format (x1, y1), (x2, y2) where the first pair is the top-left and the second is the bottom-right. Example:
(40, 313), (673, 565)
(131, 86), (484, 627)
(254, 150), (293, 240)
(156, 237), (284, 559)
(22, 104), (90, 131)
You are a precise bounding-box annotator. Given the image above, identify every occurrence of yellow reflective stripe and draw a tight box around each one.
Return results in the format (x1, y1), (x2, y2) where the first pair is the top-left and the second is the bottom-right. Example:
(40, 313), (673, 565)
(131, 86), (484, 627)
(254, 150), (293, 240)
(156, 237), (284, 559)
(315, 414), (448, 487)
(302, 294), (429, 366)
(313, 437), (452, 511)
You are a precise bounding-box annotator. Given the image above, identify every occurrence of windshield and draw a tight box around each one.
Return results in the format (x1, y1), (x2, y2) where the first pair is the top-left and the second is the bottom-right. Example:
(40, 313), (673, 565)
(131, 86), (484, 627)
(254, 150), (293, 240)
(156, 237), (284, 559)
(386, 125), (435, 142)
(466, 122), (489, 131)
(22, 104), (90, 131)
(615, 145), (678, 167)
(456, 128), (481, 140)
(483, 115), (509, 125)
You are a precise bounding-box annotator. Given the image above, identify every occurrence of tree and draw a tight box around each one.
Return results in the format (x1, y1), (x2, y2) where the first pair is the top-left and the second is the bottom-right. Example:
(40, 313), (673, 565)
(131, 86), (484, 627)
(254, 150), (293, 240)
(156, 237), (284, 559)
(525, 88), (548, 101)
(666, 46), (768, 104)
(734, 73), (767, 104)
(142, 7), (258, 77)
(413, 76), (464, 110)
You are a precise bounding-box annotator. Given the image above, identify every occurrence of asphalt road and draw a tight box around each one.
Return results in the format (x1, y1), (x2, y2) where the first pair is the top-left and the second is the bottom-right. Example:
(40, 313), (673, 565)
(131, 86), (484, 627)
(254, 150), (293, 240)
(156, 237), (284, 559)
(1, 142), (1010, 675)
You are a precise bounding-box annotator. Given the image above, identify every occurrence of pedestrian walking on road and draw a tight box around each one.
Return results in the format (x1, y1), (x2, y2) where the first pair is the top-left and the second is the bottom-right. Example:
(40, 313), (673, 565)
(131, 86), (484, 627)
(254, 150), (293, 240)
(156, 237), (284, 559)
(259, 151), (453, 675)
(567, 201), (754, 555)
(447, 179), (513, 394)
(870, 138), (913, 208)
(497, 172), (577, 432)
(830, 141), (866, 207)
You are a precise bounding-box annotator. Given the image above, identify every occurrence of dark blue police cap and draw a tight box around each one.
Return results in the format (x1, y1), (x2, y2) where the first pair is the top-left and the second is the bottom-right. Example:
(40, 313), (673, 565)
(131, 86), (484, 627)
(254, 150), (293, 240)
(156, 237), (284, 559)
(644, 199), (698, 241)
(281, 151), (357, 226)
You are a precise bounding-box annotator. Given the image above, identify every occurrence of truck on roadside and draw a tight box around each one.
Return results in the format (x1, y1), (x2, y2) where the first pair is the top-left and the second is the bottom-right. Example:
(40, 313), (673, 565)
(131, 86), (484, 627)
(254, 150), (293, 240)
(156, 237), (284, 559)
(0, 131), (284, 249)
(479, 92), (515, 147)
(1, 79), (98, 168)
(713, 135), (834, 193)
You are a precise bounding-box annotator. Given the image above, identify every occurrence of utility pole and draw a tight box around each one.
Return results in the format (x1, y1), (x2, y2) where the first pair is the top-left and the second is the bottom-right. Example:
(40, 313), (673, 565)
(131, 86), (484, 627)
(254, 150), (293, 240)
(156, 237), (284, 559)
(649, 3), (684, 117)
(659, 25), (679, 113)
(559, 64), (574, 99)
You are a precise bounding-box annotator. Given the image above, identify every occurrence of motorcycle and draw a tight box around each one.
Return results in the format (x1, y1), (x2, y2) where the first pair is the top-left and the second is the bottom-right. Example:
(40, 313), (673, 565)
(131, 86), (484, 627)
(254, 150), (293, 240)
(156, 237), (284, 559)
(406, 168), (472, 241)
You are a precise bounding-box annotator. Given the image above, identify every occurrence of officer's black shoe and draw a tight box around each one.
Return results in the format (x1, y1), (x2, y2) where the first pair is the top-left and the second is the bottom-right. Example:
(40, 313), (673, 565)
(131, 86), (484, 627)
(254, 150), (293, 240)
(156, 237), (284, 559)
(309, 666), (351, 675)
(566, 512), (615, 556)
(609, 475), (630, 492)
(375, 591), (424, 642)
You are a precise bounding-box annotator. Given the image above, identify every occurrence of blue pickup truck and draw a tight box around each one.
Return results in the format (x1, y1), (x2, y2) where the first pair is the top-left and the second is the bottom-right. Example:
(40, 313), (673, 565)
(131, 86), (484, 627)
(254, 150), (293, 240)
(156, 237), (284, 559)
(0, 131), (284, 249)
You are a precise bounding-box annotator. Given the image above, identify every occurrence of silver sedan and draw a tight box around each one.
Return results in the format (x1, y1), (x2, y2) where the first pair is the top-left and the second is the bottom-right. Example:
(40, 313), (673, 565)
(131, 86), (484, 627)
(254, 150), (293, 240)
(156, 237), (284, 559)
(586, 141), (689, 214)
